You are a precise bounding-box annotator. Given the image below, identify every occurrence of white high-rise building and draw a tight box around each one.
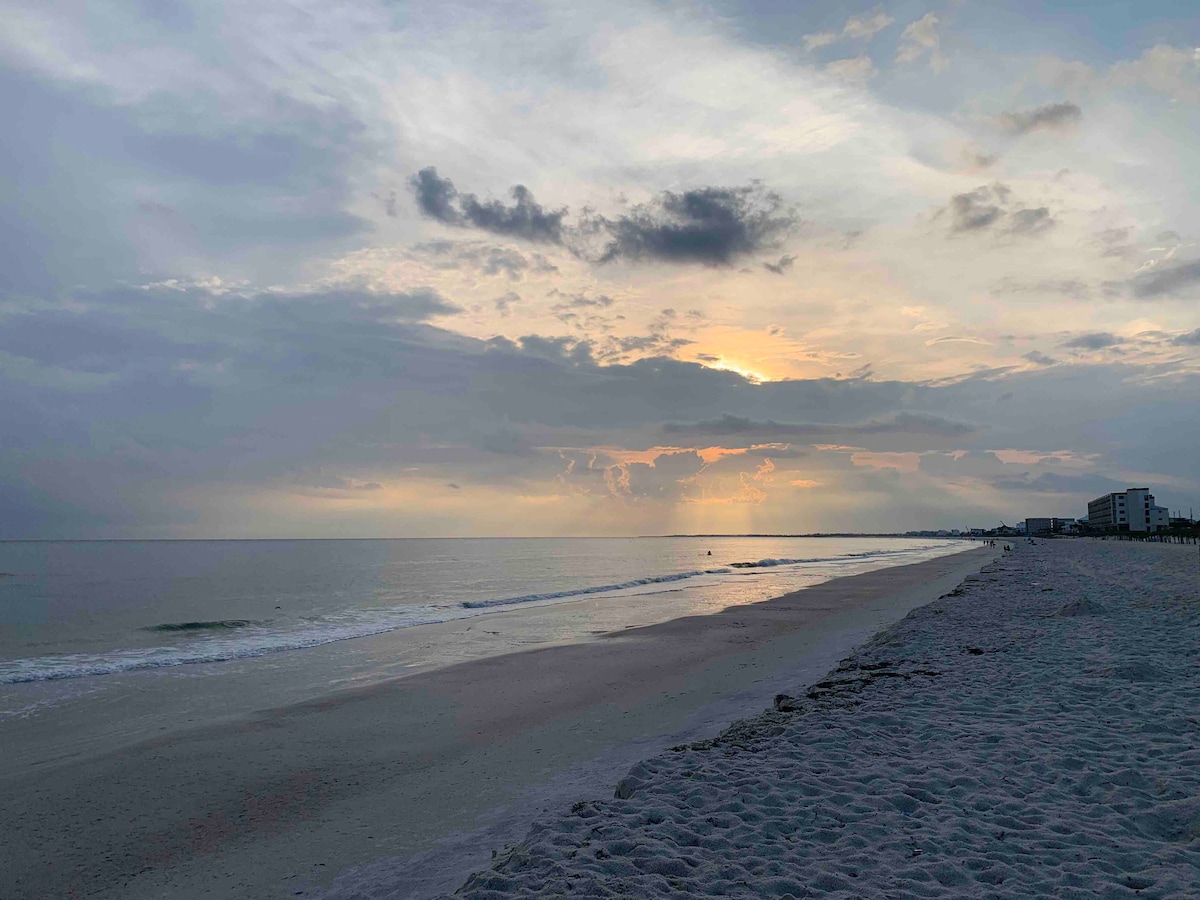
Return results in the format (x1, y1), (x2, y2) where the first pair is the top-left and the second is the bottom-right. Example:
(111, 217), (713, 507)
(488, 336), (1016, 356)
(1086, 488), (1170, 532)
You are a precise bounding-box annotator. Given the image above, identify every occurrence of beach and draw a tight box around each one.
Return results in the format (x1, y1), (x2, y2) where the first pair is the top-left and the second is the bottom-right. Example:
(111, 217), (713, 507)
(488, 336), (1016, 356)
(0, 544), (987, 899)
(443, 539), (1200, 899)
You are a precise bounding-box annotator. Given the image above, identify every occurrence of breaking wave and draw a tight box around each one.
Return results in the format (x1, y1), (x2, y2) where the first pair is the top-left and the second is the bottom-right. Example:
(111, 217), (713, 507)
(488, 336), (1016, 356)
(462, 568), (734, 609)
(143, 620), (255, 632)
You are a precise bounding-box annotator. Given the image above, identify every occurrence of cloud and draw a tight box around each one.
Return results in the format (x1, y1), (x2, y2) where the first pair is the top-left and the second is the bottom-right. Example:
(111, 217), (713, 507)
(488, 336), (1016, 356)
(409, 167), (462, 224)
(301, 475), (383, 492)
(493, 291), (520, 316)
(1172, 328), (1200, 345)
(1131, 259), (1200, 298)
(995, 102), (1082, 135)
(619, 450), (705, 500)
(940, 184), (1055, 236)
(594, 185), (796, 267)
(1108, 44), (1200, 104)
(995, 278), (1091, 300)
(896, 13), (946, 71)
(804, 6), (893, 51)
(3, 283), (1198, 536)
(1022, 351), (1058, 366)
(411, 171), (796, 267)
(1059, 332), (1122, 350)
(663, 411), (975, 440)
(826, 55), (877, 83)
(267, 288), (462, 321)
(803, 32), (838, 51)
(925, 336), (992, 346)
(409, 167), (567, 244)
(947, 185), (1006, 232)
(408, 241), (558, 280)
(842, 7), (895, 41)
(1008, 207), (1054, 235)
(549, 291), (616, 310)
(763, 254), (796, 275)
(990, 471), (1131, 495)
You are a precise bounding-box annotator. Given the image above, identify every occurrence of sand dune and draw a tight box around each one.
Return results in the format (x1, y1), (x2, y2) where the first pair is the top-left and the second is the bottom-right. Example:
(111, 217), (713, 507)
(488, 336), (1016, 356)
(451, 540), (1200, 898)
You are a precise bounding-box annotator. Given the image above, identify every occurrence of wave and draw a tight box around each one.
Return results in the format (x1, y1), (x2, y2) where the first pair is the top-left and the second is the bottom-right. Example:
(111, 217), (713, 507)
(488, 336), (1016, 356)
(0, 541), (964, 685)
(728, 557), (808, 569)
(461, 568), (734, 609)
(143, 619), (254, 632)
(0, 606), (455, 685)
(725, 543), (946, 570)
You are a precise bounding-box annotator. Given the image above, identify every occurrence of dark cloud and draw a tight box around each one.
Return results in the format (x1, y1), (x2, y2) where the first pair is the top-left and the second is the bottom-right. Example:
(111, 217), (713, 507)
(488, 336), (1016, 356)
(493, 291), (520, 316)
(663, 411), (975, 439)
(409, 167), (566, 243)
(409, 169), (796, 266)
(995, 101), (1083, 136)
(409, 167), (461, 223)
(601, 334), (694, 358)
(763, 254), (796, 275)
(549, 291), (616, 310)
(947, 185), (1006, 231)
(1131, 259), (1200, 299)
(1059, 332), (1121, 350)
(459, 185), (566, 244)
(1174, 328), (1200, 345)
(1022, 350), (1058, 366)
(941, 183), (1055, 237)
(1008, 207), (1054, 235)
(594, 185), (796, 266)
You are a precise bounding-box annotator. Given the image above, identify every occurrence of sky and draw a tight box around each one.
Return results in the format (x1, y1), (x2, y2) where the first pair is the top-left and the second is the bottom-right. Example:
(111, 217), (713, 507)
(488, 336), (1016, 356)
(1, 0), (1199, 538)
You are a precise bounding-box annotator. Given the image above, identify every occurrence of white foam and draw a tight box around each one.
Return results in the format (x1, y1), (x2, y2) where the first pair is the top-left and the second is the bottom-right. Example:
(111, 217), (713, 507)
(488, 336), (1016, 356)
(460, 568), (734, 609)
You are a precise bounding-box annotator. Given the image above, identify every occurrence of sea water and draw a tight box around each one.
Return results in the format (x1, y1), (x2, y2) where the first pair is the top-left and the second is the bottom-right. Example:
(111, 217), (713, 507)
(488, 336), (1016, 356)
(0, 536), (966, 686)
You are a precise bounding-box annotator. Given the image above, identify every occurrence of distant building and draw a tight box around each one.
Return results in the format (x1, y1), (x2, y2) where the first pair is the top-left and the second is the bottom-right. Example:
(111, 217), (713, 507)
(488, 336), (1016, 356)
(1025, 517), (1076, 535)
(1087, 488), (1169, 533)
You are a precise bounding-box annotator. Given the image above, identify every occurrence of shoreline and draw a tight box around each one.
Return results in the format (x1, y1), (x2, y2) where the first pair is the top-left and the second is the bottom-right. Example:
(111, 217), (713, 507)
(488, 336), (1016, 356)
(0, 546), (992, 899)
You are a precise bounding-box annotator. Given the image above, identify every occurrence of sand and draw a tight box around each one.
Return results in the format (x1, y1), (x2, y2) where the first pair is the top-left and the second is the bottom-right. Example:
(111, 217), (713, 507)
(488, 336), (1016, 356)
(443, 540), (1200, 899)
(0, 546), (989, 900)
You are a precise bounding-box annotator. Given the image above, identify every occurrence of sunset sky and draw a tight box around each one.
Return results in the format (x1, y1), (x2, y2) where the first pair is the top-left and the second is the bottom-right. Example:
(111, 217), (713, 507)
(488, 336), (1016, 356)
(2, 0), (1199, 537)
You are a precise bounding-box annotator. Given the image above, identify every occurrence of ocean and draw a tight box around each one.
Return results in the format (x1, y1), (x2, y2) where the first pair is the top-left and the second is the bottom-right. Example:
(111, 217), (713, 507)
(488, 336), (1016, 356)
(0, 536), (965, 686)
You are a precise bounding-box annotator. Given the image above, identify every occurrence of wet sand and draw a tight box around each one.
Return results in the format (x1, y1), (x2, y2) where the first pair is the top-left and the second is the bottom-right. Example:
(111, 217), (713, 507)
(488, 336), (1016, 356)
(0, 546), (990, 900)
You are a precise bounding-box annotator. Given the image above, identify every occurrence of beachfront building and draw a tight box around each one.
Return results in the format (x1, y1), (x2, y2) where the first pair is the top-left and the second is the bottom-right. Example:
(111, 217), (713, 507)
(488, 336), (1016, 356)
(1025, 517), (1076, 535)
(1086, 488), (1170, 533)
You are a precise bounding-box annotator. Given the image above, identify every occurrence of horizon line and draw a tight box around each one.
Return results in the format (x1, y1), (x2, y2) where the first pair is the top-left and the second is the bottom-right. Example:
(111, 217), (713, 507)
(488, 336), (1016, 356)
(0, 532), (975, 543)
